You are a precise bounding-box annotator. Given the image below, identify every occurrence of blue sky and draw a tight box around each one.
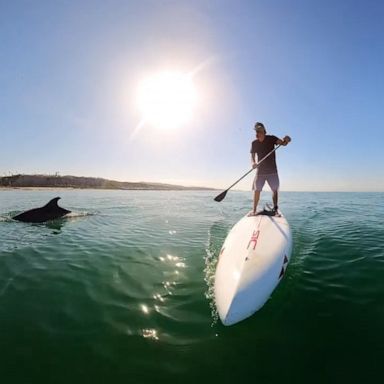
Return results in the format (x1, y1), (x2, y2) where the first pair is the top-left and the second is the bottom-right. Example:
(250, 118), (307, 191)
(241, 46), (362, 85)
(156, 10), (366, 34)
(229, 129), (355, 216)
(1, 0), (383, 191)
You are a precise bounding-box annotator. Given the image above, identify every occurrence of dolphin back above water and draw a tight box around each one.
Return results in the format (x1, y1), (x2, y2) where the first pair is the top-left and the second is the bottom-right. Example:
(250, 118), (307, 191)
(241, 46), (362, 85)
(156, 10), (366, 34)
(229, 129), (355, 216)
(13, 197), (71, 223)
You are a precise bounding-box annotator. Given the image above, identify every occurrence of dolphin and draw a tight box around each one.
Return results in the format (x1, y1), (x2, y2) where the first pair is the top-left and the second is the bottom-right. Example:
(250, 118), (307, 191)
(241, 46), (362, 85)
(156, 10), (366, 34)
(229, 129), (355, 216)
(13, 197), (71, 223)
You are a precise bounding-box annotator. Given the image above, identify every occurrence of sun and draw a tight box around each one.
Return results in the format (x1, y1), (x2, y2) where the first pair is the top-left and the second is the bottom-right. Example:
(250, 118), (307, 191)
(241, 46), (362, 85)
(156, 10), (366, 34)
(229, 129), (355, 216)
(137, 71), (197, 130)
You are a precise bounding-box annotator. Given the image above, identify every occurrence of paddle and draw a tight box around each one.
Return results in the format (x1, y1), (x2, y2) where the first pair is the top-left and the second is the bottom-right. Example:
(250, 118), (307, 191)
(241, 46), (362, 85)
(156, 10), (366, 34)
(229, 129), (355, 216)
(214, 144), (282, 202)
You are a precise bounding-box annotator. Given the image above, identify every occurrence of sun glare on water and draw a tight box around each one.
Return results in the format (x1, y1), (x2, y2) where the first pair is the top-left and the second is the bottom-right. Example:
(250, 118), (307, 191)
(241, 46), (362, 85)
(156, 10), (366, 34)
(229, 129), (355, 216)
(137, 71), (197, 130)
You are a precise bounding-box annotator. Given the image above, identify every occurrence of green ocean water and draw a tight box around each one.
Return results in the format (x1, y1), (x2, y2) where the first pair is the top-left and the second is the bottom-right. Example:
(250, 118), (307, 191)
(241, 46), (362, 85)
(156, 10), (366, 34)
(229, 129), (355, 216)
(0, 190), (383, 383)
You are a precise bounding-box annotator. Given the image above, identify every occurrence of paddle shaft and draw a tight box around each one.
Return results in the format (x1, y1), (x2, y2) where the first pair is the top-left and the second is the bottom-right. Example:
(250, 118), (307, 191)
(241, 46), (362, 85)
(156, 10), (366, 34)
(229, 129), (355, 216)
(216, 144), (282, 199)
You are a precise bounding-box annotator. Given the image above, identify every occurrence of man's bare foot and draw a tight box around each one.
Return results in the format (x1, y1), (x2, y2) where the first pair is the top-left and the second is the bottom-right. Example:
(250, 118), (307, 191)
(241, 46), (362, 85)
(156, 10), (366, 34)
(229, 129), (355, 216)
(247, 211), (257, 217)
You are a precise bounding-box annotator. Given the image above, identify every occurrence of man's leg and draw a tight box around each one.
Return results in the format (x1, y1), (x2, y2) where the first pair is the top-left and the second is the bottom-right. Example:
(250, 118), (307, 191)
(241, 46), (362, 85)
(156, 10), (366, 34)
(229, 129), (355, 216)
(272, 190), (278, 210)
(253, 190), (261, 214)
(250, 174), (265, 215)
(267, 173), (280, 211)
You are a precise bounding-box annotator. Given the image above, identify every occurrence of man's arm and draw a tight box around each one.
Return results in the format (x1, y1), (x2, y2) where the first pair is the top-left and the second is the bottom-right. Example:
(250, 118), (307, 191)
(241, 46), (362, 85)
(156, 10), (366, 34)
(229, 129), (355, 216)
(276, 135), (292, 146)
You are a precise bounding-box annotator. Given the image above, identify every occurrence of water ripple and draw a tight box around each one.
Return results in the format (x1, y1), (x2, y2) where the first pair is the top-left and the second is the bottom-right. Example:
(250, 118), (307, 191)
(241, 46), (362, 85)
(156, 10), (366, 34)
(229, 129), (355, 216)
(0, 190), (383, 381)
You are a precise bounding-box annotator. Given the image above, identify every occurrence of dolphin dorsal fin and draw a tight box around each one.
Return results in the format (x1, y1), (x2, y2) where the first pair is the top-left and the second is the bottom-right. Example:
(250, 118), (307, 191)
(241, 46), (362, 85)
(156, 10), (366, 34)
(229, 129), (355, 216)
(44, 197), (61, 208)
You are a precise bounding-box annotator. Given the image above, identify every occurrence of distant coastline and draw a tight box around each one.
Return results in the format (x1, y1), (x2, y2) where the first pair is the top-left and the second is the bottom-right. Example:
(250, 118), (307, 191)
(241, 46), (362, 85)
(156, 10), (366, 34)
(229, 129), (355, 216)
(0, 174), (214, 191)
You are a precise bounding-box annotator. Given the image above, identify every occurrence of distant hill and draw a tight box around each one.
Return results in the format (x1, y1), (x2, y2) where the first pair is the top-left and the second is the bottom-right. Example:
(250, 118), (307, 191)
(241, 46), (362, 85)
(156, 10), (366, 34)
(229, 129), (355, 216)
(0, 174), (213, 190)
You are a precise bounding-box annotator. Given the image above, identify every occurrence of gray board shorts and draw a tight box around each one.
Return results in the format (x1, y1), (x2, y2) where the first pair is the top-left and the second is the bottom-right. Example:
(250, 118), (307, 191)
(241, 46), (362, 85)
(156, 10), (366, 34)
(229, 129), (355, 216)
(252, 172), (280, 191)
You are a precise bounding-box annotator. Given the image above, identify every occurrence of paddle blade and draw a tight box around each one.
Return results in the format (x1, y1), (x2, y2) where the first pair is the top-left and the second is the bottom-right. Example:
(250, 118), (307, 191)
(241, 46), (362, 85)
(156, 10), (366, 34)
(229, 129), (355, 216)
(214, 190), (227, 202)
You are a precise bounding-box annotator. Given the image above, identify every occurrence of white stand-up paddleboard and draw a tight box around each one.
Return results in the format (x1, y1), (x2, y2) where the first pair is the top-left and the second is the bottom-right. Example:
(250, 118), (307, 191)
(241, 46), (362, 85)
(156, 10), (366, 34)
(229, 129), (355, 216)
(214, 209), (293, 326)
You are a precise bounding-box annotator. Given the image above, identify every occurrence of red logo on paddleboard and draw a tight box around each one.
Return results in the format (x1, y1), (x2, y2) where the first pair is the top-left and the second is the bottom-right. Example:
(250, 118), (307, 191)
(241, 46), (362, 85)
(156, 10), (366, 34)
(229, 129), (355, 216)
(247, 230), (260, 250)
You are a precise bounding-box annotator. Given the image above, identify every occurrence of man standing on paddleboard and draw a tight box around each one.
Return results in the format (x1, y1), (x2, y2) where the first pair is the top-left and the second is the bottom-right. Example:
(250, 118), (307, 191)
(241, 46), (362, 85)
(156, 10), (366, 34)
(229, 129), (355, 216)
(249, 122), (291, 216)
